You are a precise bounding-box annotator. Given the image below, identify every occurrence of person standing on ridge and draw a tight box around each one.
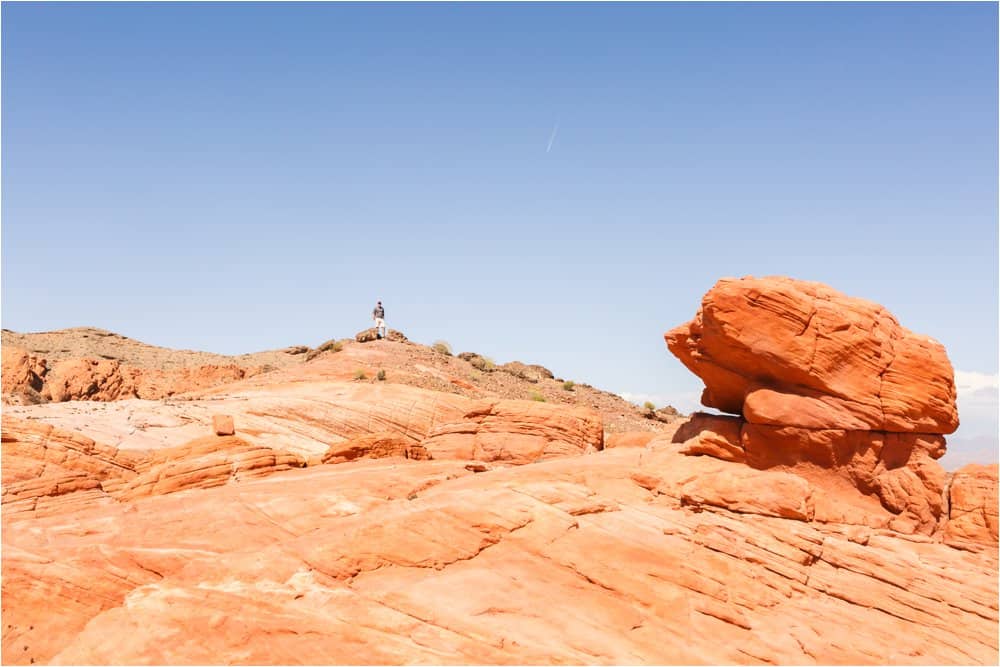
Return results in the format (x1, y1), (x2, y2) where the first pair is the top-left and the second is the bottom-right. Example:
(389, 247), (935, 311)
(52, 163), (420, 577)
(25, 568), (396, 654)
(373, 301), (386, 339)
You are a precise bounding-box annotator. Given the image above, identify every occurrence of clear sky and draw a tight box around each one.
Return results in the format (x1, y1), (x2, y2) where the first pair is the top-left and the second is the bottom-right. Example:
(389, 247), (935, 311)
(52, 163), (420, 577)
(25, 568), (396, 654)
(3, 2), (997, 468)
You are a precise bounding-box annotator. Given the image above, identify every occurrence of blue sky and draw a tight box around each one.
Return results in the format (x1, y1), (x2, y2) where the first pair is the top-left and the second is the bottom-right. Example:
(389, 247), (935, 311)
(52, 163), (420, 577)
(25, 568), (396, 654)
(3, 2), (997, 467)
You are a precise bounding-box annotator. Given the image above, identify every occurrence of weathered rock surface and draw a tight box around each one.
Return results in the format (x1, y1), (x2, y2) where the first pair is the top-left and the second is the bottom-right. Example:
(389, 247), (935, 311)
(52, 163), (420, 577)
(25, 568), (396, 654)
(321, 433), (430, 464)
(355, 328), (408, 343)
(605, 431), (657, 449)
(115, 435), (306, 502)
(2, 346), (256, 404)
(2, 441), (996, 666)
(943, 464), (1000, 548)
(211, 414), (235, 436)
(0, 381), (603, 521)
(1, 346), (47, 402)
(2, 282), (996, 666)
(422, 400), (603, 463)
(665, 276), (958, 433)
(1, 416), (143, 519)
(666, 277), (963, 535)
(4, 381), (603, 466)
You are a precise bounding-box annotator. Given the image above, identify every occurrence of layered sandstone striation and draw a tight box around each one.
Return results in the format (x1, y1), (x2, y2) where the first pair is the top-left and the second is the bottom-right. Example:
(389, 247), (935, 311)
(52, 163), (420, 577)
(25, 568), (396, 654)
(422, 400), (603, 463)
(1, 383), (604, 519)
(664, 276), (958, 433)
(2, 281), (997, 665)
(2, 440), (996, 666)
(944, 464), (1000, 547)
(1, 417), (144, 519)
(664, 276), (972, 535)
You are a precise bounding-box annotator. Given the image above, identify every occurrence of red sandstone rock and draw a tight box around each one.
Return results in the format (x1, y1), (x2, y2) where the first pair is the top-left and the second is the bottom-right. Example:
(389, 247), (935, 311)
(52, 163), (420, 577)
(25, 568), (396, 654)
(2, 445), (996, 666)
(132, 364), (252, 399)
(322, 433), (428, 464)
(421, 399), (603, 463)
(42, 357), (131, 402)
(0, 345), (256, 404)
(1, 416), (144, 519)
(665, 276), (958, 434)
(673, 413), (746, 462)
(665, 277), (964, 534)
(212, 414), (235, 436)
(115, 435), (304, 501)
(605, 431), (657, 449)
(943, 464), (999, 548)
(680, 467), (816, 521)
(2, 293), (996, 665)
(0, 346), (47, 403)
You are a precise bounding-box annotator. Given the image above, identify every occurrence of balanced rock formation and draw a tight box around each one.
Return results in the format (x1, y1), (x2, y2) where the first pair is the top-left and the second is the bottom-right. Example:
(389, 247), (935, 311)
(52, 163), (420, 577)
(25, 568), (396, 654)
(665, 276), (964, 535)
(666, 276), (958, 432)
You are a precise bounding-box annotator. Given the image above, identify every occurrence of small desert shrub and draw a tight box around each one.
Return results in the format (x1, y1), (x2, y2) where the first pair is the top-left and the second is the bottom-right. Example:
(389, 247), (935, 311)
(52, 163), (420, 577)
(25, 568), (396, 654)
(643, 401), (656, 413)
(531, 392), (546, 402)
(376, 369), (386, 381)
(466, 354), (496, 372)
(305, 338), (344, 361)
(562, 381), (575, 392)
(433, 340), (453, 356)
(354, 369), (367, 380)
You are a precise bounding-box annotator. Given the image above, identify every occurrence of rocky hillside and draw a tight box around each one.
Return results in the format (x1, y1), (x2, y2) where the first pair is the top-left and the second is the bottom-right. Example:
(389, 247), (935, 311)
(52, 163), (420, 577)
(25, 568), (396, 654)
(2, 327), (677, 435)
(0, 326), (308, 370)
(1, 277), (996, 665)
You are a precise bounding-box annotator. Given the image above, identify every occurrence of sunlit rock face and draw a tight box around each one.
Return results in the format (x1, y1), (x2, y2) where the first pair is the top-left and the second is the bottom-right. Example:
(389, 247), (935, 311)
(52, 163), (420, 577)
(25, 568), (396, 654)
(0, 280), (996, 666)
(665, 275), (968, 534)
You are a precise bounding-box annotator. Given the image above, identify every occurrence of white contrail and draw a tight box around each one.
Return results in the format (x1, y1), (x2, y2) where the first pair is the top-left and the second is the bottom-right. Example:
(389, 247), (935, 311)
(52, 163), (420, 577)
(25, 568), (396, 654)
(546, 121), (559, 153)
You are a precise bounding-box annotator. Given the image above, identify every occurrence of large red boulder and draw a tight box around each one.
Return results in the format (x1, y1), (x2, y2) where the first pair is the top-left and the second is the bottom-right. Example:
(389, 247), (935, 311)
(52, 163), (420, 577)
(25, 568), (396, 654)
(665, 276), (962, 534)
(665, 276), (958, 433)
